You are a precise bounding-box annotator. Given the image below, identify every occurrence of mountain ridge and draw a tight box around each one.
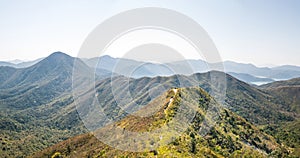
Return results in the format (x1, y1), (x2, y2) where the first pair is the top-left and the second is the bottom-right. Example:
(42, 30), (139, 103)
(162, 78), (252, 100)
(0, 51), (91, 109)
(2, 53), (300, 82)
(0, 52), (299, 157)
(33, 87), (291, 157)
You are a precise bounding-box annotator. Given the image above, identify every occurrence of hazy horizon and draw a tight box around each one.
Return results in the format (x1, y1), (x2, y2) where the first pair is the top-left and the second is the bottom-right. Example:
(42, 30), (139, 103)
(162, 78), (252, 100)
(2, 51), (300, 68)
(1, 0), (299, 66)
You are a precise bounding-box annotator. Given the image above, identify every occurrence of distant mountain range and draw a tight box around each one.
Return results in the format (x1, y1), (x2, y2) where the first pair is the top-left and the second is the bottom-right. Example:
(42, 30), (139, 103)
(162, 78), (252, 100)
(227, 72), (275, 86)
(83, 55), (300, 84)
(0, 58), (43, 68)
(2, 55), (300, 85)
(0, 52), (299, 157)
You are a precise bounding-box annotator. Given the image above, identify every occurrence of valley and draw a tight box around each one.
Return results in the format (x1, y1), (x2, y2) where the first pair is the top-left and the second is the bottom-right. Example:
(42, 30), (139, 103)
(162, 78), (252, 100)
(0, 52), (299, 157)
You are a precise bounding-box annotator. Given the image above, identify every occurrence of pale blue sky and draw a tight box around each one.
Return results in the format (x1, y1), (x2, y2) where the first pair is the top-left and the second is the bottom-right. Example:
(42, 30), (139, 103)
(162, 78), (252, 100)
(0, 0), (299, 66)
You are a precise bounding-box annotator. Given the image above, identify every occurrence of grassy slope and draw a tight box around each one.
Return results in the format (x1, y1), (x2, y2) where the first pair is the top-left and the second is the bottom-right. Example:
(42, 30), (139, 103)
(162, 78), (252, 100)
(260, 78), (300, 116)
(259, 78), (300, 156)
(33, 87), (290, 158)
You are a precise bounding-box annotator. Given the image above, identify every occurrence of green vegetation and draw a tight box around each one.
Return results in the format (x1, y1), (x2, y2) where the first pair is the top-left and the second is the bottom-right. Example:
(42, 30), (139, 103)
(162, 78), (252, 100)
(33, 87), (291, 158)
(0, 52), (299, 157)
(259, 77), (300, 157)
(0, 96), (87, 157)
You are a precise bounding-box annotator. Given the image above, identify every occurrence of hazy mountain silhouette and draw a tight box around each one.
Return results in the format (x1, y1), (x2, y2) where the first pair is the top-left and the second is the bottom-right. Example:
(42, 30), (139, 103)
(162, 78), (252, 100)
(83, 56), (300, 82)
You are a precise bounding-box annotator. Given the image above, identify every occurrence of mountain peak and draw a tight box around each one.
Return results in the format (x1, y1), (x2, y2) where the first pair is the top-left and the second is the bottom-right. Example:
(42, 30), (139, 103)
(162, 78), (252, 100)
(38, 51), (74, 66)
(48, 51), (72, 59)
